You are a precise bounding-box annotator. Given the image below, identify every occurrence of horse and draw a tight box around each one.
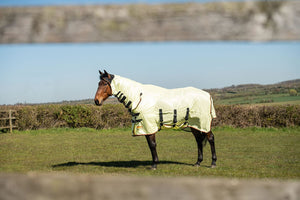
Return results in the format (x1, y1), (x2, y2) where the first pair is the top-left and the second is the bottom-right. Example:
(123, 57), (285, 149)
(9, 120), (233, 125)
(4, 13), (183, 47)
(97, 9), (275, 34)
(94, 70), (217, 170)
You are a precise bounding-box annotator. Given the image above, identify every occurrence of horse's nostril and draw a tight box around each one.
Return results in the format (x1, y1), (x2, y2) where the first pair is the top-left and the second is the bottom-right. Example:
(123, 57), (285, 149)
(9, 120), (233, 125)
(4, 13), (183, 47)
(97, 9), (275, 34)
(95, 99), (100, 106)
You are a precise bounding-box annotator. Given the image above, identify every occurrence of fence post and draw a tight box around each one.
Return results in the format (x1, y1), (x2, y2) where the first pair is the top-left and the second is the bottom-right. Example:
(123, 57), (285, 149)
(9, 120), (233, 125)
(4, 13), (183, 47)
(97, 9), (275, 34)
(9, 110), (12, 133)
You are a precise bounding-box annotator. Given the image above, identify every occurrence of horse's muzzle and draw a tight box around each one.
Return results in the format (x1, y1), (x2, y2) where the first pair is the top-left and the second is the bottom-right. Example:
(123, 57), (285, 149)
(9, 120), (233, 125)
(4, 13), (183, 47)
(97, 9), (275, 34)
(94, 99), (102, 106)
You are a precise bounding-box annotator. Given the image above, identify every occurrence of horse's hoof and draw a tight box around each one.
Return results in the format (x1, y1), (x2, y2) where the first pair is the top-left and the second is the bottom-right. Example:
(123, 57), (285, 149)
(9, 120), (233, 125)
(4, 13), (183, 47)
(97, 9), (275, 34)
(194, 162), (200, 167)
(151, 164), (157, 170)
(211, 165), (216, 168)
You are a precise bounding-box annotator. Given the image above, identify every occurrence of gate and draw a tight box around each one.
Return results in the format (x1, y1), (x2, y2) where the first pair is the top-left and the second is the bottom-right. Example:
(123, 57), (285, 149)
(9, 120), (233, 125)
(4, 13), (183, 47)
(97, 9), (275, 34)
(0, 110), (17, 133)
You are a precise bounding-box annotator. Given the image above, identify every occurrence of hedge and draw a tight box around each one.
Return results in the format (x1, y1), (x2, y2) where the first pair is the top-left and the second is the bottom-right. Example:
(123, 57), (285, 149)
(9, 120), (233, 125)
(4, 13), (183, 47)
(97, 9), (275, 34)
(0, 104), (299, 131)
(213, 105), (300, 128)
(0, 104), (131, 131)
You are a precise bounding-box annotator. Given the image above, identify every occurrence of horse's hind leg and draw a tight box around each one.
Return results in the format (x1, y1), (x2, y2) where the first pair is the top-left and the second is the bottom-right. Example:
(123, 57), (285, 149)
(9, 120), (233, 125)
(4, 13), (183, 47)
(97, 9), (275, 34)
(145, 134), (159, 170)
(191, 128), (205, 166)
(207, 131), (217, 168)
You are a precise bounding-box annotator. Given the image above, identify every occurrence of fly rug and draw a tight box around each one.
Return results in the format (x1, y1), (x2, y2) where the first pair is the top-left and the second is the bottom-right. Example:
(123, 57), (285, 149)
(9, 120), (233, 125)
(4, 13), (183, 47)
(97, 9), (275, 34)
(95, 70), (217, 169)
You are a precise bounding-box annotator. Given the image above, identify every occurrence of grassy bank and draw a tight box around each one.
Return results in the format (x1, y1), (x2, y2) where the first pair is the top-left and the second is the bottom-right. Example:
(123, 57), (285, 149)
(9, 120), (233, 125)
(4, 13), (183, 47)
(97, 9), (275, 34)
(216, 93), (300, 105)
(0, 127), (299, 179)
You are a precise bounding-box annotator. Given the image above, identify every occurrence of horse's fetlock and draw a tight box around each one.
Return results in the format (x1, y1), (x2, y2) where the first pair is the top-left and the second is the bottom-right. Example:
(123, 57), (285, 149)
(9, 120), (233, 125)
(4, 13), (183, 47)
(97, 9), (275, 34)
(151, 163), (157, 170)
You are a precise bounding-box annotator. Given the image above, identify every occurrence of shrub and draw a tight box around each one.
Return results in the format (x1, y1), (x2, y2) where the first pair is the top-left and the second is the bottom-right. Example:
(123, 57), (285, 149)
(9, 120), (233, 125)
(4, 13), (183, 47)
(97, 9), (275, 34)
(56, 105), (93, 128)
(10, 104), (131, 130)
(1, 104), (299, 131)
(16, 106), (39, 130)
(213, 105), (300, 128)
(289, 89), (297, 96)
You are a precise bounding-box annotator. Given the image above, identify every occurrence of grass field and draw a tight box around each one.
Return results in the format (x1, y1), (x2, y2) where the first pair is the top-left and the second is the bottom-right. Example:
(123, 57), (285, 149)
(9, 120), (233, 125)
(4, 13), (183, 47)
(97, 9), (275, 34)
(0, 127), (299, 179)
(216, 94), (300, 105)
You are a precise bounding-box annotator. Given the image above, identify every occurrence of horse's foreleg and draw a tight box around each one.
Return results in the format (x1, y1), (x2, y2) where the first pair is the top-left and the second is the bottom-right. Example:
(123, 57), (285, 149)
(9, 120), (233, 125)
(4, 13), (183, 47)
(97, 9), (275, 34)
(207, 131), (217, 168)
(192, 128), (205, 166)
(145, 134), (159, 170)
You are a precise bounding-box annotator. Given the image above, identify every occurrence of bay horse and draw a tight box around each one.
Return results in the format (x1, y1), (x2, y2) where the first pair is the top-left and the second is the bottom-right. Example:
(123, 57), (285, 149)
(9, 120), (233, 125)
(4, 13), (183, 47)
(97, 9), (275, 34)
(94, 70), (217, 169)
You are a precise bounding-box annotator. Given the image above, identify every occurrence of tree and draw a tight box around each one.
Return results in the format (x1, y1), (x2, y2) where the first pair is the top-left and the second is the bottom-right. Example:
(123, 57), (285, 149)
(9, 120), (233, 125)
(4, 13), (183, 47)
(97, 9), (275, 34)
(289, 89), (298, 96)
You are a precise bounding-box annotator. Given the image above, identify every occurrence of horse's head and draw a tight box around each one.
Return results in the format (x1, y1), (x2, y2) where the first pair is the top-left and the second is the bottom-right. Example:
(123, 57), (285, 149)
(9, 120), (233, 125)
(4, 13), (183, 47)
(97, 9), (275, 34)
(94, 70), (114, 106)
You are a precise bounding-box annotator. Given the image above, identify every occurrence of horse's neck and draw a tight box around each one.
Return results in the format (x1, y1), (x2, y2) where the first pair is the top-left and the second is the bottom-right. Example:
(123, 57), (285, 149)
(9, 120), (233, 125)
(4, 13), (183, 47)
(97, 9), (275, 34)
(111, 75), (142, 104)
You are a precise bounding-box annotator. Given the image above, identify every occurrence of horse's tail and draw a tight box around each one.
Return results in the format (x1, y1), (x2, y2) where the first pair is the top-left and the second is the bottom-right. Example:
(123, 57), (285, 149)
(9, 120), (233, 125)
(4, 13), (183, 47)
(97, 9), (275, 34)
(210, 95), (217, 119)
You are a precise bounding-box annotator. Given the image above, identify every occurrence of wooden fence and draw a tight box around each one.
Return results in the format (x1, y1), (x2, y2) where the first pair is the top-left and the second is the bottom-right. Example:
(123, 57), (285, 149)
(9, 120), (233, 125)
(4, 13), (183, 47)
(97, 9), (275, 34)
(0, 110), (17, 133)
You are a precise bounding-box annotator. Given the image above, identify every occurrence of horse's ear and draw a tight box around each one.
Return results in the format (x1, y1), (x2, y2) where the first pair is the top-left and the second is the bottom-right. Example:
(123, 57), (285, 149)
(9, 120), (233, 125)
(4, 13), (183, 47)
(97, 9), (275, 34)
(99, 70), (103, 75)
(104, 70), (112, 79)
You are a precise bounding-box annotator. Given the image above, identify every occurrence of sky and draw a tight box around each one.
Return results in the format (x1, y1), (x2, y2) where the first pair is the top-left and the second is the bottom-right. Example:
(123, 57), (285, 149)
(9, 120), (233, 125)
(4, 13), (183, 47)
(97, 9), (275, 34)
(0, 42), (299, 105)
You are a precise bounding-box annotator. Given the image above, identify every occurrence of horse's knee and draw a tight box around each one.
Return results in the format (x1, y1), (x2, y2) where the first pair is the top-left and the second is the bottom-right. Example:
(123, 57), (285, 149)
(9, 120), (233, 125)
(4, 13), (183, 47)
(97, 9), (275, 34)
(206, 131), (214, 141)
(149, 140), (156, 148)
(146, 135), (157, 149)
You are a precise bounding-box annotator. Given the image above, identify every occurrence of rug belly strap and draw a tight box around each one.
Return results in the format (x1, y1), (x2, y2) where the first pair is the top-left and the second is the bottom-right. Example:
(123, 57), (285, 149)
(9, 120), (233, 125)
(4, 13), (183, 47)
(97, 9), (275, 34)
(173, 109), (177, 127)
(184, 108), (189, 125)
(159, 109), (163, 127)
(157, 107), (191, 130)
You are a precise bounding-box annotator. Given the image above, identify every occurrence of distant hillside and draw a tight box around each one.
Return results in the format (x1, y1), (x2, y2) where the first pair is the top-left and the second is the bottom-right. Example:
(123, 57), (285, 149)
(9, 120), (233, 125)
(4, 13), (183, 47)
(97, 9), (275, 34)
(207, 79), (300, 105)
(20, 97), (118, 106)
(208, 79), (300, 95)
(1, 0), (300, 43)
(29, 79), (299, 106)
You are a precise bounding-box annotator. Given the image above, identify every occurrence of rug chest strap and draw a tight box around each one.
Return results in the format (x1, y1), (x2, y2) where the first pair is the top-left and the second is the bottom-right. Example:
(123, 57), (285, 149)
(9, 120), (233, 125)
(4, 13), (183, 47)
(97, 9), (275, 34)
(118, 93), (123, 101)
(131, 112), (141, 123)
(131, 118), (142, 123)
(125, 101), (132, 108)
(114, 91), (121, 97)
(131, 112), (140, 117)
(120, 96), (126, 103)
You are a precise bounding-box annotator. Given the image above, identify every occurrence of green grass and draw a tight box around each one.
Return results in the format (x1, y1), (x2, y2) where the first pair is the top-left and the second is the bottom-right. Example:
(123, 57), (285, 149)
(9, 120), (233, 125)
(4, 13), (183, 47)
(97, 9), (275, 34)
(216, 94), (300, 105)
(0, 127), (299, 179)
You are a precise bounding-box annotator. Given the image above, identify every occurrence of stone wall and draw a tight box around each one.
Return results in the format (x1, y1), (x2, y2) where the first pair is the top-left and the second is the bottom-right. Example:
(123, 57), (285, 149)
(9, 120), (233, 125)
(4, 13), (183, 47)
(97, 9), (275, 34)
(0, 1), (300, 43)
(0, 174), (299, 200)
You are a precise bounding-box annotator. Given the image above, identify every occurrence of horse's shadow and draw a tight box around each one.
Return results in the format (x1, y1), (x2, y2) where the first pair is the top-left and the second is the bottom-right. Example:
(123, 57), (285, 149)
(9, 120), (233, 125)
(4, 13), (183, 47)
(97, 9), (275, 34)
(52, 160), (193, 169)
